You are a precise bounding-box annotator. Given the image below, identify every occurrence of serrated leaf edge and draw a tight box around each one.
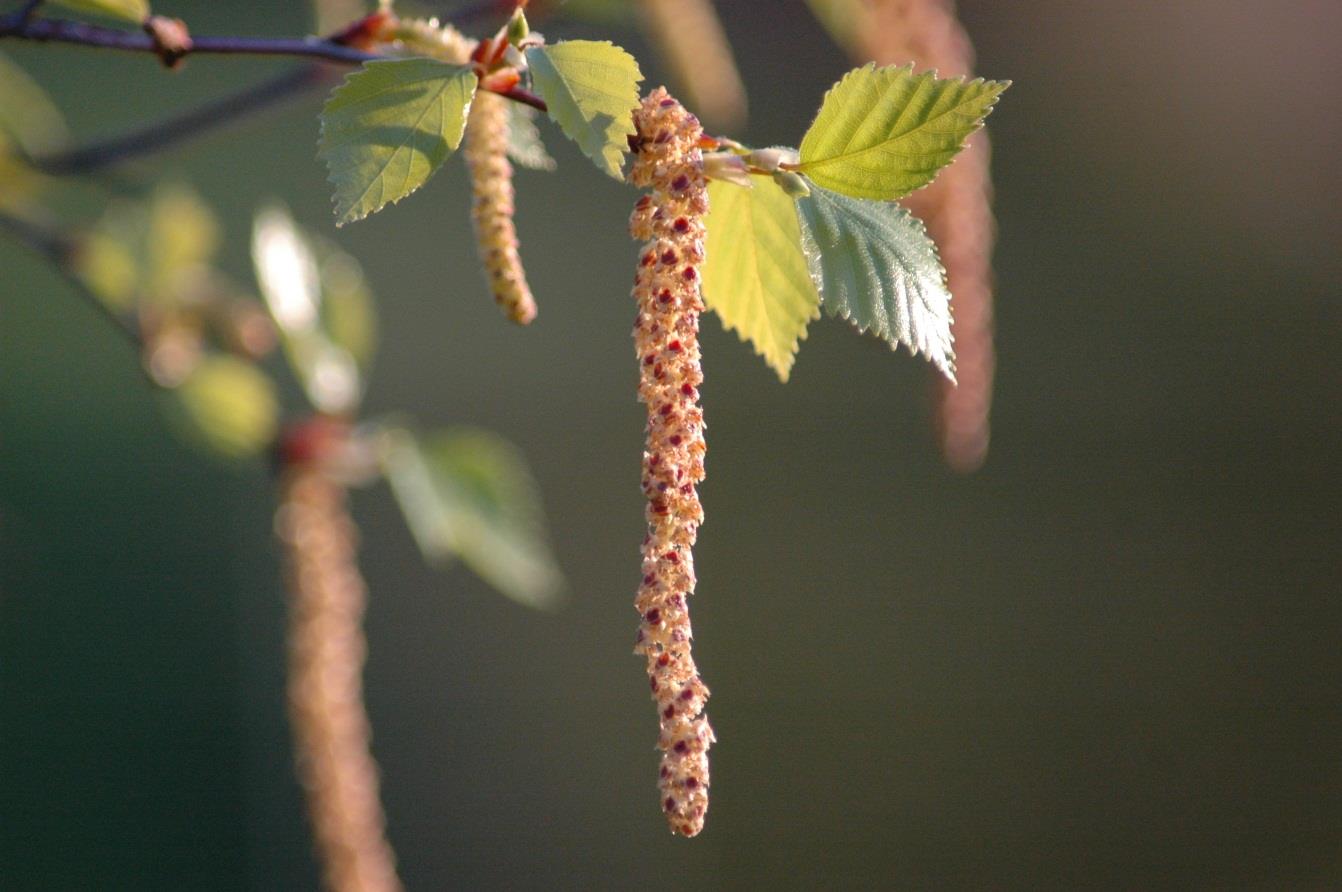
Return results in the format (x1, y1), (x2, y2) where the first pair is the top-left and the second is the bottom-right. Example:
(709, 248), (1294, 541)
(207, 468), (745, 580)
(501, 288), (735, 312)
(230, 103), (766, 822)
(525, 40), (643, 180)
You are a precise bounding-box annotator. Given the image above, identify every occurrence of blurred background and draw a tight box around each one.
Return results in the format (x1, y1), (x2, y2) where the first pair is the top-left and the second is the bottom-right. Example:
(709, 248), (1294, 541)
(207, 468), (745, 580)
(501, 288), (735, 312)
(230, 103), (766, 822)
(2, 0), (1340, 888)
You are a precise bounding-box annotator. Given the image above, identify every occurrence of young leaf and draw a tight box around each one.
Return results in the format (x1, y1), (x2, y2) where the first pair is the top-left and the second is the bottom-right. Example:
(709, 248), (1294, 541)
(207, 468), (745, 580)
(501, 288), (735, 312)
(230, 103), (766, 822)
(382, 428), (565, 610)
(162, 355), (278, 461)
(48, 0), (149, 24)
(505, 102), (557, 172)
(252, 205), (365, 414)
(702, 178), (820, 382)
(524, 40), (642, 180)
(319, 59), (477, 225)
(797, 63), (1007, 201)
(795, 183), (955, 377)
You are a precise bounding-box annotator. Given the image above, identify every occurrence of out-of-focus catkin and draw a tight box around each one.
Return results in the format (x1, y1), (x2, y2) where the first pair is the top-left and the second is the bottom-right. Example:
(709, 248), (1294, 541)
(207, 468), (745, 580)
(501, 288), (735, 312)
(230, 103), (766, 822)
(628, 87), (714, 838)
(850, 0), (998, 472)
(464, 90), (538, 324)
(278, 467), (401, 892)
(638, 0), (747, 132)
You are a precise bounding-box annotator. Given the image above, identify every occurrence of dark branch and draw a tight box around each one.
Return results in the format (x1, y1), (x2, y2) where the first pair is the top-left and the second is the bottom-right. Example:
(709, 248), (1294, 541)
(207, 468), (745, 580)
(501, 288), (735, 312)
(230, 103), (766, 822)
(0, 209), (148, 362)
(34, 64), (332, 175)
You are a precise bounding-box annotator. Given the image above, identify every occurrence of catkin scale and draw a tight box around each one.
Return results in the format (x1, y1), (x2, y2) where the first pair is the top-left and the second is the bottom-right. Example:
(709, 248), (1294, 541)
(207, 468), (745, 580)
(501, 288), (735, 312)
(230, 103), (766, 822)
(629, 88), (714, 837)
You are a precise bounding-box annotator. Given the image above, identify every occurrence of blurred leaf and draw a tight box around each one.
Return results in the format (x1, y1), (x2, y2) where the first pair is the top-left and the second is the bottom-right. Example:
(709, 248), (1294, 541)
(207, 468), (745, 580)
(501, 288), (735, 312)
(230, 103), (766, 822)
(48, 0), (149, 24)
(147, 182), (220, 302)
(311, 0), (368, 35)
(798, 63), (1008, 200)
(73, 199), (147, 310)
(382, 427), (565, 610)
(0, 50), (68, 157)
(319, 59), (477, 225)
(525, 40), (642, 180)
(312, 240), (377, 370)
(162, 355), (278, 460)
(505, 102), (557, 172)
(795, 183), (955, 377)
(703, 177), (820, 382)
(252, 205), (365, 414)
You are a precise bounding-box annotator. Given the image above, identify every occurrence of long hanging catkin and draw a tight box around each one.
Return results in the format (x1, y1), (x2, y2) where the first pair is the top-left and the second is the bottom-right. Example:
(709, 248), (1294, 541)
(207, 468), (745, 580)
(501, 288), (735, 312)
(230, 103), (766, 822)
(628, 88), (714, 837)
(464, 90), (538, 324)
(278, 466), (402, 892)
(854, 0), (998, 473)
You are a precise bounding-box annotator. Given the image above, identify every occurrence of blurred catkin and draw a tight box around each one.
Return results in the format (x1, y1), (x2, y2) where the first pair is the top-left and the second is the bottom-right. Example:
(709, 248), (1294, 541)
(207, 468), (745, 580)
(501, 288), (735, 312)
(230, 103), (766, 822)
(639, 0), (747, 132)
(278, 467), (401, 892)
(847, 0), (998, 472)
(464, 90), (538, 324)
(628, 88), (715, 837)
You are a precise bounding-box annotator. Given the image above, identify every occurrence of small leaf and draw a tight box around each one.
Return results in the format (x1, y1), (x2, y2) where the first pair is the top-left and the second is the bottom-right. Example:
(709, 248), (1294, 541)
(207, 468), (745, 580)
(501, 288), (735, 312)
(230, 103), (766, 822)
(504, 102), (557, 172)
(319, 59), (477, 225)
(48, 0), (149, 24)
(798, 63), (1007, 200)
(702, 177), (820, 382)
(147, 182), (220, 301)
(252, 205), (364, 414)
(525, 40), (642, 180)
(0, 51), (68, 157)
(162, 355), (278, 460)
(382, 428), (565, 610)
(795, 183), (955, 377)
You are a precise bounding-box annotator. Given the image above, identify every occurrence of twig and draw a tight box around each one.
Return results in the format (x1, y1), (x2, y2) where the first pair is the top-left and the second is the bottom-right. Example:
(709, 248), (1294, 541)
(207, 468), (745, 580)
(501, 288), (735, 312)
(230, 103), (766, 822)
(34, 64), (331, 175)
(15, 0), (43, 25)
(0, 209), (149, 366)
(0, 13), (549, 112)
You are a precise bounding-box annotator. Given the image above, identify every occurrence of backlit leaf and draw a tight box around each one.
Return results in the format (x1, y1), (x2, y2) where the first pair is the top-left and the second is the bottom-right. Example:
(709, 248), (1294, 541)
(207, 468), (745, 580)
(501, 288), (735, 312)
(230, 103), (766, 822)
(795, 182), (955, 377)
(162, 355), (278, 460)
(0, 51), (68, 157)
(702, 177), (820, 381)
(525, 40), (642, 180)
(505, 102), (557, 172)
(383, 427), (565, 610)
(798, 63), (1007, 200)
(319, 59), (476, 225)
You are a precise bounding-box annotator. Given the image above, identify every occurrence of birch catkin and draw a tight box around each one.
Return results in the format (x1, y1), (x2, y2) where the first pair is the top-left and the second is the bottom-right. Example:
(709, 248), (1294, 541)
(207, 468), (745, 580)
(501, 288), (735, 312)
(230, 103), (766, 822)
(628, 87), (714, 837)
(464, 90), (538, 324)
(278, 467), (401, 892)
(856, 0), (998, 472)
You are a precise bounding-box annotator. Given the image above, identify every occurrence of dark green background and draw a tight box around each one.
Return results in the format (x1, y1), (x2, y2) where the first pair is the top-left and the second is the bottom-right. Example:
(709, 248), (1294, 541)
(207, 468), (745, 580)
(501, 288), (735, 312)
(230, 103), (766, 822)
(3, 1), (1339, 888)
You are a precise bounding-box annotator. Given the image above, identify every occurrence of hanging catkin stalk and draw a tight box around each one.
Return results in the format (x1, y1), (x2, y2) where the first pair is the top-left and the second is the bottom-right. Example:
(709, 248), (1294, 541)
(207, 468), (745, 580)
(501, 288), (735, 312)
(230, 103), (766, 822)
(628, 87), (714, 837)
(854, 0), (998, 473)
(382, 18), (537, 324)
(278, 462), (401, 892)
(464, 89), (538, 324)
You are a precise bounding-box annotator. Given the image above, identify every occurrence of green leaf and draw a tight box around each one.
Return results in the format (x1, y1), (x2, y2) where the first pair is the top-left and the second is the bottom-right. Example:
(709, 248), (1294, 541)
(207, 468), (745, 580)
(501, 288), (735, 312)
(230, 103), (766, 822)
(505, 102), (557, 172)
(798, 63), (1007, 200)
(524, 40), (642, 180)
(702, 178), (820, 382)
(162, 355), (278, 461)
(146, 182), (220, 301)
(795, 183), (955, 377)
(252, 205), (365, 414)
(48, 0), (149, 24)
(382, 428), (565, 610)
(0, 51), (68, 157)
(319, 59), (477, 225)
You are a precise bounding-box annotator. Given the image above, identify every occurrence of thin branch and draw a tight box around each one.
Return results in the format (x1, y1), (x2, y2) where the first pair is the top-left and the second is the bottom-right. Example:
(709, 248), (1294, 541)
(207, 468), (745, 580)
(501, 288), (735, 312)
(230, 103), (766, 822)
(0, 13), (549, 112)
(34, 64), (331, 175)
(0, 209), (149, 365)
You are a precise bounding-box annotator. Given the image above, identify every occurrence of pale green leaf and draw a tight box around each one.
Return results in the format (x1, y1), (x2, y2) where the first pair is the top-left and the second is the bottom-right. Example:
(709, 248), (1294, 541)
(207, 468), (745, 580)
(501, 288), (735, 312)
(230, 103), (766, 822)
(525, 40), (642, 180)
(147, 182), (220, 300)
(319, 59), (477, 225)
(795, 183), (955, 377)
(49, 0), (149, 24)
(702, 178), (820, 382)
(382, 428), (565, 610)
(505, 102), (557, 172)
(798, 63), (1007, 200)
(0, 51), (68, 157)
(252, 205), (365, 414)
(162, 355), (278, 461)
